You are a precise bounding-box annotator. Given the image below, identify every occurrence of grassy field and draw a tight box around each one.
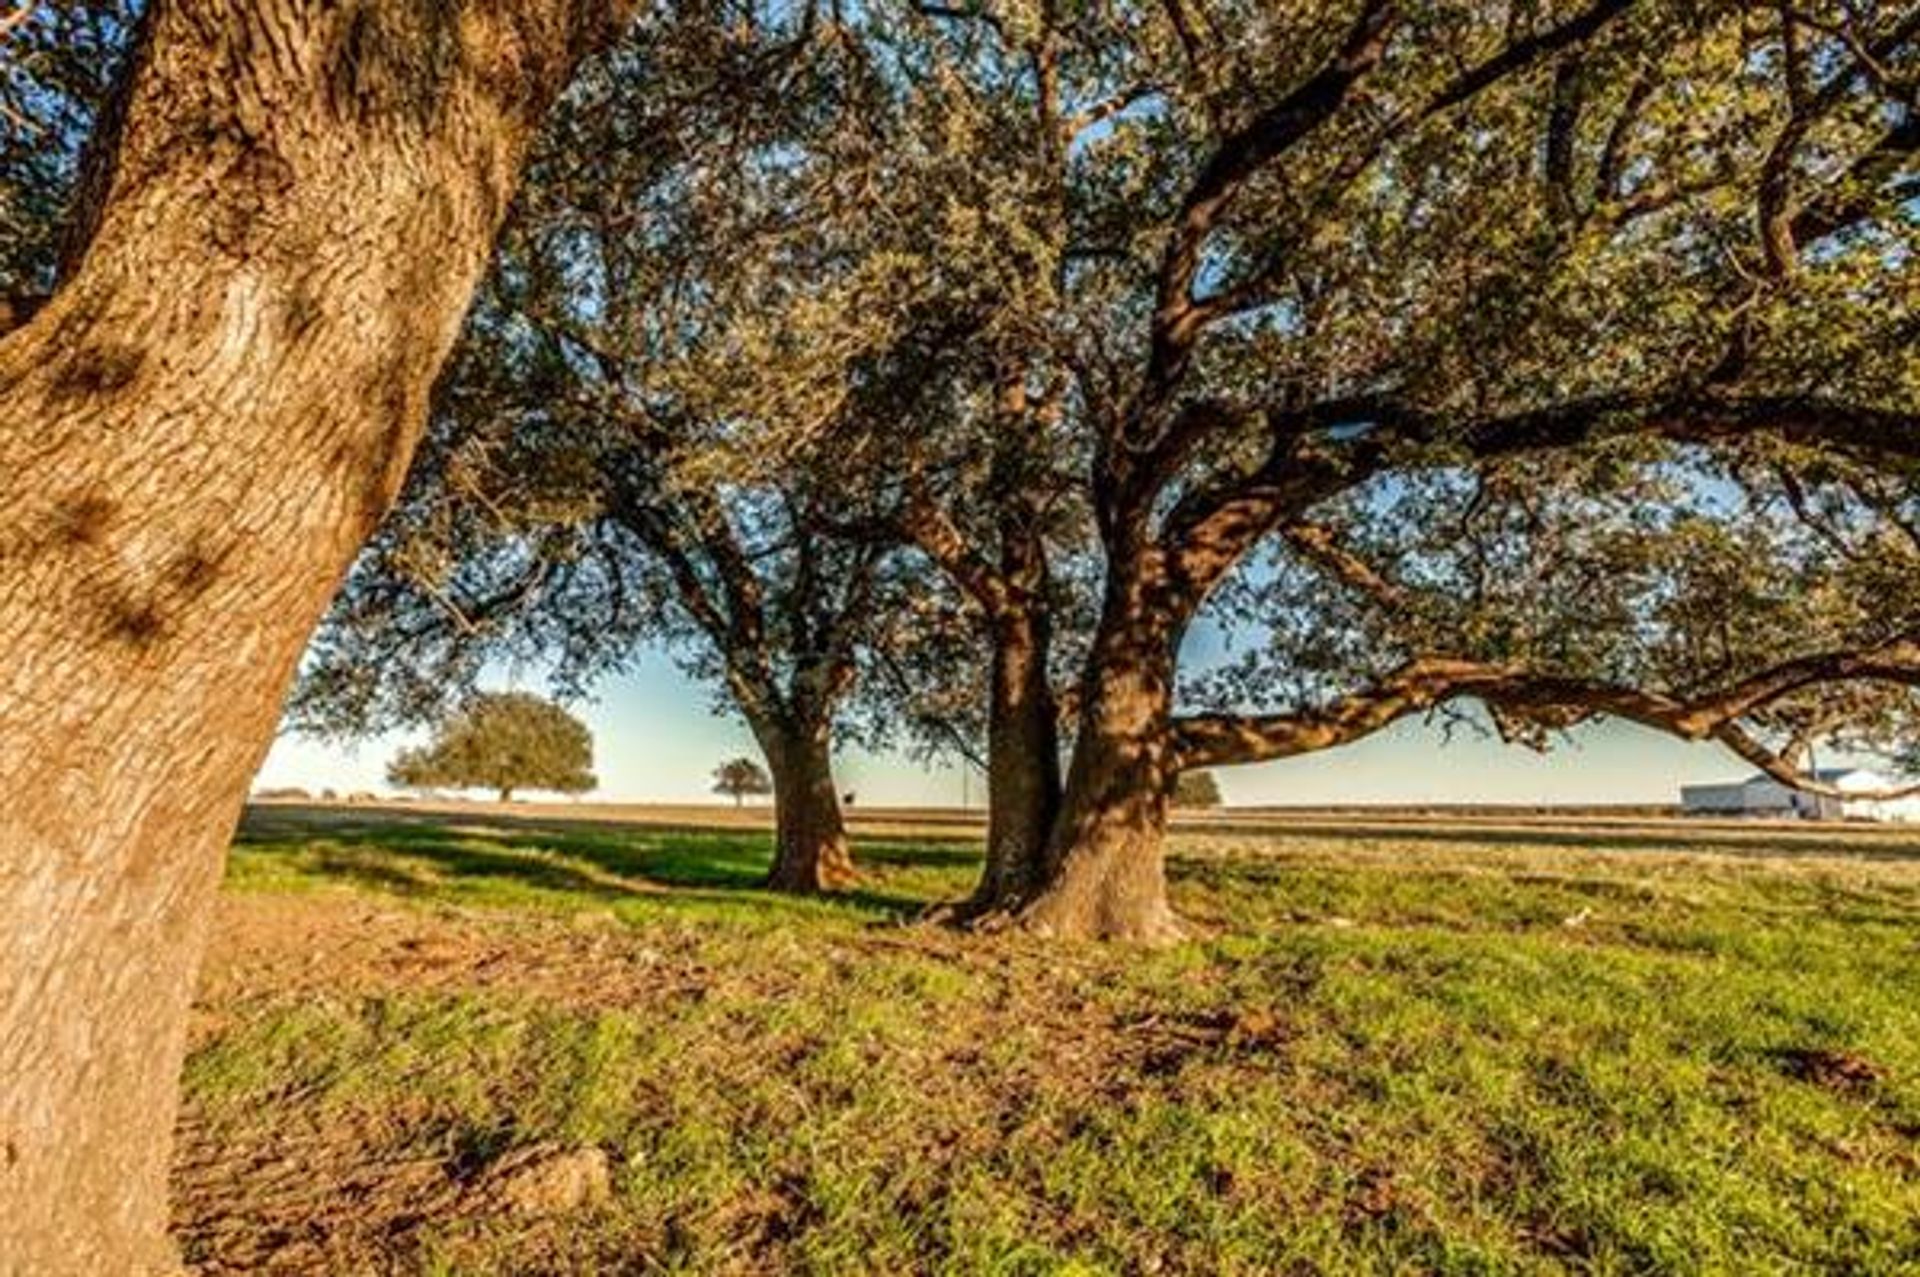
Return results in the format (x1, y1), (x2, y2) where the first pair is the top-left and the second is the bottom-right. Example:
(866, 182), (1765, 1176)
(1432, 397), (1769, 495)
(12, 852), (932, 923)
(177, 804), (1920, 1275)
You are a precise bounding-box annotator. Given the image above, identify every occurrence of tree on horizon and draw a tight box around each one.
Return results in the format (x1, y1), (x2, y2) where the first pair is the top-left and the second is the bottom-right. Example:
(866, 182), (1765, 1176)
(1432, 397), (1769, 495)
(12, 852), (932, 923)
(1174, 772), (1225, 810)
(712, 757), (775, 808)
(388, 693), (596, 803)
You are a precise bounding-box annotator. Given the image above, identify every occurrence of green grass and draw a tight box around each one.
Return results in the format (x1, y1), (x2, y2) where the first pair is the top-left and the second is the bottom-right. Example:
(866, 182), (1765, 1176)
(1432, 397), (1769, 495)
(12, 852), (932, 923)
(179, 808), (1920, 1274)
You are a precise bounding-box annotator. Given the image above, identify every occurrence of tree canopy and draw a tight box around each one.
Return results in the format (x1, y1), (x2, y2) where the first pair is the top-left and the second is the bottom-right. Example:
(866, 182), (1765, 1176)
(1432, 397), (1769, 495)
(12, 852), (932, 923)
(1173, 770), (1224, 808)
(296, 0), (1918, 933)
(713, 757), (774, 805)
(388, 692), (597, 802)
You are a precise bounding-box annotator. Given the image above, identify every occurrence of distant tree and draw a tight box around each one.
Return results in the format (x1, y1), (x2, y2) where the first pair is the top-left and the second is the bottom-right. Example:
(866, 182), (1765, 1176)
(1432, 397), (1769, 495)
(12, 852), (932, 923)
(388, 693), (595, 803)
(713, 757), (774, 807)
(1174, 772), (1224, 810)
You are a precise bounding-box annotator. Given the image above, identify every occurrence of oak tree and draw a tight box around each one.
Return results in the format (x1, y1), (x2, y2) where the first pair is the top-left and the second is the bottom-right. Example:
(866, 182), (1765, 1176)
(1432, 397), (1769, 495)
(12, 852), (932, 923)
(713, 756), (775, 806)
(0, 1), (632, 1267)
(292, 7), (950, 892)
(1173, 770), (1223, 809)
(388, 692), (596, 802)
(836, 0), (1920, 939)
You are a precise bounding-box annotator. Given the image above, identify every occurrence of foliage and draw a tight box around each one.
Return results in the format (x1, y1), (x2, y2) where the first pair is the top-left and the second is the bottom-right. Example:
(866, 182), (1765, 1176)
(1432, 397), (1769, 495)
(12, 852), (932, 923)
(290, 4), (979, 770)
(1173, 770), (1223, 808)
(0, 0), (137, 296)
(293, 0), (1920, 812)
(386, 692), (595, 801)
(711, 757), (773, 805)
(805, 0), (1920, 788)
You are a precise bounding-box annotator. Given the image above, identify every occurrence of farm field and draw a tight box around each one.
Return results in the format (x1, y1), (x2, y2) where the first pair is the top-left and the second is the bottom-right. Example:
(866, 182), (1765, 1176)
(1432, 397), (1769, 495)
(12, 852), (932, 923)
(176, 804), (1920, 1275)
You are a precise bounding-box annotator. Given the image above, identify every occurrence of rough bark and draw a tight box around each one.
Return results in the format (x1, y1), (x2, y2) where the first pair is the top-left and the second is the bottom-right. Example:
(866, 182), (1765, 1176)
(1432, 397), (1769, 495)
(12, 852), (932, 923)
(896, 469), (1066, 921)
(758, 722), (857, 893)
(964, 604), (1062, 916)
(1019, 578), (1182, 942)
(0, 3), (621, 1271)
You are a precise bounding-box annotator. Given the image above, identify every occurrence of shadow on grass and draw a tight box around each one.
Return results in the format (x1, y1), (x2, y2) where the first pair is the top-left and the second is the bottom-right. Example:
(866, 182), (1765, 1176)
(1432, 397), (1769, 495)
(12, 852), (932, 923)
(236, 805), (979, 921)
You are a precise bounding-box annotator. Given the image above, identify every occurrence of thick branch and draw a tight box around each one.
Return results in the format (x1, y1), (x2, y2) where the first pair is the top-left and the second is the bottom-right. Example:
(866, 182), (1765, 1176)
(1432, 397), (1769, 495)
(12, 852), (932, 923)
(1173, 641), (1920, 794)
(1711, 721), (1920, 801)
(898, 482), (1014, 615)
(1280, 520), (1407, 608)
(1173, 657), (1505, 768)
(1419, 0), (1637, 119)
(1162, 389), (1920, 576)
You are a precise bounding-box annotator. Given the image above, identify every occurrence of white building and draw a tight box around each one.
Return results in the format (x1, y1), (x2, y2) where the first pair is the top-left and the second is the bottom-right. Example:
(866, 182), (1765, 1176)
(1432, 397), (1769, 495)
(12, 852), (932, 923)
(1680, 768), (1920, 822)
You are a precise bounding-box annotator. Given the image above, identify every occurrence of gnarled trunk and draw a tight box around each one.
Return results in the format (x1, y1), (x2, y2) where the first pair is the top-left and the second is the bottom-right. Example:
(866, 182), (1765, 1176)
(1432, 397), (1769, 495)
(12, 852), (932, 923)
(759, 723), (857, 893)
(1019, 590), (1181, 942)
(0, 3), (618, 1270)
(964, 604), (1061, 915)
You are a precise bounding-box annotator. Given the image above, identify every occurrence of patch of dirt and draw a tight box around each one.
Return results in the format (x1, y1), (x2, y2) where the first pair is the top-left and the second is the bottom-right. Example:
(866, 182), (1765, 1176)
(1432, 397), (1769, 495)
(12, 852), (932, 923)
(176, 893), (706, 1272)
(1116, 1007), (1293, 1077)
(191, 891), (713, 1028)
(174, 1109), (460, 1274)
(174, 1108), (611, 1274)
(1773, 1047), (1887, 1092)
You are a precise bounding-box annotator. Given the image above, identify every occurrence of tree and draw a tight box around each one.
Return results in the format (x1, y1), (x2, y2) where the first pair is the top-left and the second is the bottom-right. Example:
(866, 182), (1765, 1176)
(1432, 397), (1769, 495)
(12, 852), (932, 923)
(818, 0), (1920, 941)
(697, 5), (1104, 917)
(1173, 771), (1223, 809)
(295, 0), (1920, 938)
(388, 693), (595, 802)
(713, 757), (774, 806)
(0, 2), (631, 1269)
(292, 8), (975, 895)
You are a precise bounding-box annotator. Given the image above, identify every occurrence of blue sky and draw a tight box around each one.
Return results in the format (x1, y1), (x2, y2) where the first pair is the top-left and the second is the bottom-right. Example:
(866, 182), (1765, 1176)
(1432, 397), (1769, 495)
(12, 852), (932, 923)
(255, 648), (1759, 807)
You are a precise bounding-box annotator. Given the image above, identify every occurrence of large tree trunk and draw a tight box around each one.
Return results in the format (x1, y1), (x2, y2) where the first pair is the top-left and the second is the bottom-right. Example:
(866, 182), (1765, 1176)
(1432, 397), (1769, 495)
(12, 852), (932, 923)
(1019, 589), (1182, 942)
(0, 4), (619, 1271)
(759, 723), (857, 893)
(963, 604), (1062, 916)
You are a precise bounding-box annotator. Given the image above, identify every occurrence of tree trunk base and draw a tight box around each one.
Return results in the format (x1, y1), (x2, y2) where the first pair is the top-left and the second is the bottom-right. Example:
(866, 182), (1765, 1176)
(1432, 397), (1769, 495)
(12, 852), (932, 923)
(1016, 892), (1185, 945)
(921, 894), (1020, 932)
(924, 886), (1185, 944)
(757, 726), (855, 895)
(1010, 819), (1184, 944)
(764, 847), (860, 894)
